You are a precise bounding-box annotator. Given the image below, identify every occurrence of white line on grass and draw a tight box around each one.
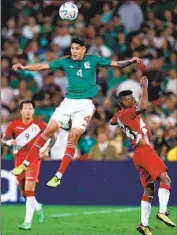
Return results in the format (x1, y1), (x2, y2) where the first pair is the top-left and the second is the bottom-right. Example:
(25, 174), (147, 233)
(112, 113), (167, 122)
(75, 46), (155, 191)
(50, 207), (139, 218)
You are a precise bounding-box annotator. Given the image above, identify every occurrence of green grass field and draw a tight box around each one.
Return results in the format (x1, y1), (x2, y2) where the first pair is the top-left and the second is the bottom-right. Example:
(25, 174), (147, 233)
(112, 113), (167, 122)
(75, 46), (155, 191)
(1, 205), (177, 235)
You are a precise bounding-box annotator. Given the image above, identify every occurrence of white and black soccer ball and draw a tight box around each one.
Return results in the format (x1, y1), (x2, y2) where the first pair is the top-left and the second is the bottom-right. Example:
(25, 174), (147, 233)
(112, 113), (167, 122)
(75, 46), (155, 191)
(59, 2), (78, 21)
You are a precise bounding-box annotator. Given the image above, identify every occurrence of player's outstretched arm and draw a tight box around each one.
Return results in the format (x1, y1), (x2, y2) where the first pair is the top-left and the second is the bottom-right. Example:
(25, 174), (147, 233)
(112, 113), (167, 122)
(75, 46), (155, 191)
(135, 76), (148, 115)
(2, 135), (17, 146)
(12, 63), (50, 71)
(110, 57), (142, 68)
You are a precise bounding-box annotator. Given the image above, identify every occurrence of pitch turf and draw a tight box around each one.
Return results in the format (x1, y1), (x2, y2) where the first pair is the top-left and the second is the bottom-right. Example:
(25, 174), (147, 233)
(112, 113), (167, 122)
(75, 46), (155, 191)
(1, 205), (177, 235)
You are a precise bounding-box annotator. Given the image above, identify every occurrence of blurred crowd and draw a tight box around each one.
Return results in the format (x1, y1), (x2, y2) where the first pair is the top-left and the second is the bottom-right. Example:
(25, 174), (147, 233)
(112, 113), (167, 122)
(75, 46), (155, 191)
(1, 0), (177, 161)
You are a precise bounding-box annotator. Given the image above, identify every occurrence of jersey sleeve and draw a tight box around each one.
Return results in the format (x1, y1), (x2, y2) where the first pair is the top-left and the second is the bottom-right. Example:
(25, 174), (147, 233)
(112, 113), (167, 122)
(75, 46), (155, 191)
(49, 59), (65, 71)
(95, 56), (111, 68)
(4, 122), (14, 138)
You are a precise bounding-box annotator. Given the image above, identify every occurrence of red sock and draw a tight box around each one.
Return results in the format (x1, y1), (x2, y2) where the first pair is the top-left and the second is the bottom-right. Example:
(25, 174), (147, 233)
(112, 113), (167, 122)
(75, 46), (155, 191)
(159, 183), (170, 191)
(142, 195), (153, 203)
(25, 191), (35, 197)
(58, 142), (76, 174)
(26, 133), (49, 163)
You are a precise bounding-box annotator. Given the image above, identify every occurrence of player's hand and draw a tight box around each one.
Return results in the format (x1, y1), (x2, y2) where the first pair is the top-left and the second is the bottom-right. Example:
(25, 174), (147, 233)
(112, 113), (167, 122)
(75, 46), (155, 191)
(11, 139), (17, 146)
(12, 63), (25, 71)
(140, 76), (148, 88)
(129, 57), (143, 64)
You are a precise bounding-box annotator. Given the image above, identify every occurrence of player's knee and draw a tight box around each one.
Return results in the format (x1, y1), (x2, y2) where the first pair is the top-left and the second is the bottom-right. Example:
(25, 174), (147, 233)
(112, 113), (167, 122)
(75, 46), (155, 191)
(159, 172), (171, 186)
(162, 175), (171, 186)
(68, 129), (82, 144)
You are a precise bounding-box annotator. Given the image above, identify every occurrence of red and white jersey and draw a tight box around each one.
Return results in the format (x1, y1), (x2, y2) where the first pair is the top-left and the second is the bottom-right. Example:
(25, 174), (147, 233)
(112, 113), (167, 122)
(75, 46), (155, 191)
(4, 119), (47, 157)
(111, 108), (151, 148)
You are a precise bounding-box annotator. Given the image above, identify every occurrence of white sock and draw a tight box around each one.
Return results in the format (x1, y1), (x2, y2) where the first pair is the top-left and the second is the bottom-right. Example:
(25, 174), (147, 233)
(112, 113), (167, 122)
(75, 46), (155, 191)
(141, 200), (151, 226)
(24, 197), (35, 223)
(55, 172), (63, 179)
(34, 197), (41, 212)
(23, 160), (30, 166)
(158, 187), (170, 213)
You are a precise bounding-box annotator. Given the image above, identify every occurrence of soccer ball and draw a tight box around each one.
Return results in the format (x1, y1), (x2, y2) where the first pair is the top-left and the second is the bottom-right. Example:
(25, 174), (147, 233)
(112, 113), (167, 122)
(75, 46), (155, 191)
(59, 2), (78, 21)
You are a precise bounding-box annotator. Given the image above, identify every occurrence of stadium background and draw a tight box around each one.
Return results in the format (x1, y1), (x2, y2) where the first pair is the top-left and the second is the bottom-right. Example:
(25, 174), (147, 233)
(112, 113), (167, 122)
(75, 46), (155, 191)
(1, 1), (177, 235)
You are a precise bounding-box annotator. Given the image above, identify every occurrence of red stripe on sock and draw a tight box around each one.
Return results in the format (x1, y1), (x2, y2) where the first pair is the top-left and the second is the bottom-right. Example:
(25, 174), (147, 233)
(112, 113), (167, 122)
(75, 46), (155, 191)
(41, 133), (49, 141)
(25, 191), (35, 197)
(142, 195), (152, 202)
(58, 142), (76, 174)
(160, 183), (170, 191)
(26, 133), (49, 163)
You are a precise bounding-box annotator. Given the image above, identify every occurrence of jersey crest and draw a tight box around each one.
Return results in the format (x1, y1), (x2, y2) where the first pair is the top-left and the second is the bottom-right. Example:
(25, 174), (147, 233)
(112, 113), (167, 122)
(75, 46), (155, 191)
(84, 61), (90, 69)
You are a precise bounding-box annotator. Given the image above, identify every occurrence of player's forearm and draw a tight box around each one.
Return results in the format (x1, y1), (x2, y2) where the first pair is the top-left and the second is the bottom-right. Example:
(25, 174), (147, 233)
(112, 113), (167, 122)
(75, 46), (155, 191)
(23, 63), (49, 71)
(139, 87), (148, 111)
(110, 60), (136, 68)
(117, 59), (135, 68)
(111, 57), (142, 68)
(2, 137), (14, 146)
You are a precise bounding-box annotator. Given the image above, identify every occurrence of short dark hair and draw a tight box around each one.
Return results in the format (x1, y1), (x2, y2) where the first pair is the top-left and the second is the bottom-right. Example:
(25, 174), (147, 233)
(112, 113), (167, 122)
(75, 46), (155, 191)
(71, 36), (86, 47)
(117, 90), (133, 107)
(20, 100), (35, 110)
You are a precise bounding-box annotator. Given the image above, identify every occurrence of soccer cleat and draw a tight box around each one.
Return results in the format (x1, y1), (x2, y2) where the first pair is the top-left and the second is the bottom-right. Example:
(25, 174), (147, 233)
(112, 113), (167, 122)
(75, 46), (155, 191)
(36, 207), (45, 224)
(156, 212), (176, 227)
(11, 164), (28, 176)
(47, 176), (61, 188)
(137, 223), (152, 235)
(18, 222), (32, 230)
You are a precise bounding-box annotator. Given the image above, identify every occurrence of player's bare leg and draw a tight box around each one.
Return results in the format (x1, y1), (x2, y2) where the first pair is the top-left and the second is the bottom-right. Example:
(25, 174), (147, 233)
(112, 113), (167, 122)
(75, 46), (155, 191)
(12, 120), (59, 176)
(19, 180), (44, 230)
(137, 183), (154, 235)
(156, 172), (176, 227)
(47, 128), (82, 187)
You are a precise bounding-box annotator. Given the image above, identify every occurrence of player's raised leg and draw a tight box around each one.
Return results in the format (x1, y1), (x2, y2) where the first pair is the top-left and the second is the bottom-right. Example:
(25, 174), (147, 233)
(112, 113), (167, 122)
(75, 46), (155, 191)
(156, 172), (176, 227)
(47, 128), (82, 187)
(47, 100), (95, 187)
(12, 120), (59, 176)
(137, 183), (154, 235)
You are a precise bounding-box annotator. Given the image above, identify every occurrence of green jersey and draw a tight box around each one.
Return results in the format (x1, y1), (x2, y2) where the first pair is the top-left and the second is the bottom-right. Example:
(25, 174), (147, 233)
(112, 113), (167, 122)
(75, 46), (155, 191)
(49, 54), (111, 99)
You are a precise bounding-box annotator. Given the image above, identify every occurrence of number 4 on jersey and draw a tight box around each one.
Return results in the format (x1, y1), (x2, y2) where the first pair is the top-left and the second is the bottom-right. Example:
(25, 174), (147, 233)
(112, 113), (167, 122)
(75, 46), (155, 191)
(77, 69), (83, 77)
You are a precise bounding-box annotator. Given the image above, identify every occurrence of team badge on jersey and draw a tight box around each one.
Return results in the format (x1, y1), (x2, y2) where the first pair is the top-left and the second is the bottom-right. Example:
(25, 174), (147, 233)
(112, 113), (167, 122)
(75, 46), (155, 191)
(84, 61), (90, 69)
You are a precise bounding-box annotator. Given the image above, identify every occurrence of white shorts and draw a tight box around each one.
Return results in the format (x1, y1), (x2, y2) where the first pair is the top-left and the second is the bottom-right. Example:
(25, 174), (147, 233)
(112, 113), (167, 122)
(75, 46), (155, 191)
(50, 98), (96, 132)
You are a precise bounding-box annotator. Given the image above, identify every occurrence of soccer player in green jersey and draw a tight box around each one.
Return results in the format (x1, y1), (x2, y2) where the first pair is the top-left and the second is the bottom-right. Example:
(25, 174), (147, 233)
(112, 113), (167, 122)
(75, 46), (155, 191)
(12, 36), (142, 187)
